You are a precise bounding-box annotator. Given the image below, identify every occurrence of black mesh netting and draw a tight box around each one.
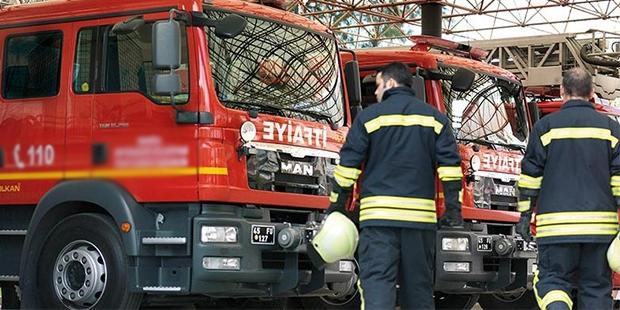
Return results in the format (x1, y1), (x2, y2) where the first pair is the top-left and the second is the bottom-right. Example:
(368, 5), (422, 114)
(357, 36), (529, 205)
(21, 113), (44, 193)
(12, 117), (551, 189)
(205, 10), (344, 125)
(440, 66), (527, 144)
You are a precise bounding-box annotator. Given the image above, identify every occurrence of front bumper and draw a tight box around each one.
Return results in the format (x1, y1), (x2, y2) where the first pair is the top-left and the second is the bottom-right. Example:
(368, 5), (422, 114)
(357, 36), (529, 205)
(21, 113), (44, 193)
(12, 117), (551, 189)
(190, 204), (356, 297)
(435, 222), (537, 294)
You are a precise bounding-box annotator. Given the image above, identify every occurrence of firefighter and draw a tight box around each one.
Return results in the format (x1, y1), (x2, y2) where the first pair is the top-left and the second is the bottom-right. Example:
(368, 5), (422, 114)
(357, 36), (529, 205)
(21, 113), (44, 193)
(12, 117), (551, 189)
(326, 62), (464, 309)
(517, 67), (620, 310)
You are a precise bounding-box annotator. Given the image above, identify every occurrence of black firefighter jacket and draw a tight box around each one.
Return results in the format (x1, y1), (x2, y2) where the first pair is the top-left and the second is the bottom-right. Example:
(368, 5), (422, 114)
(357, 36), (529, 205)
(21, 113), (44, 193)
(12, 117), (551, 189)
(332, 87), (462, 230)
(518, 99), (620, 244)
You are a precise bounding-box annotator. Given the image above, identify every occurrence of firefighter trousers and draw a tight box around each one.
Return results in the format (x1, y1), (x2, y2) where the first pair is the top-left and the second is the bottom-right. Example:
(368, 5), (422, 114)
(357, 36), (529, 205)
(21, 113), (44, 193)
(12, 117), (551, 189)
(357, 226), (436, 310)
(534, 242), (612, 310)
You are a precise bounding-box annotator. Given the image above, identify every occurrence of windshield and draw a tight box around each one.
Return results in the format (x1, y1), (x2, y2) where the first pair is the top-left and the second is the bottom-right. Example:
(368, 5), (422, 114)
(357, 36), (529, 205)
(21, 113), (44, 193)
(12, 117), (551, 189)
(440, 66), (528, 146)
(205, 9), (345, 126)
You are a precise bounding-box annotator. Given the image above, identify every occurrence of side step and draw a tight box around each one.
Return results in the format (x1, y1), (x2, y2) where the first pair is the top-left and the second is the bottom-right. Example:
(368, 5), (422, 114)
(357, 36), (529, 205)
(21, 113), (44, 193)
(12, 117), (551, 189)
(142, 286), (182, 292)
(141, 237), (187, 245)
(0, 229), (27, 236)
(0, 274), (19, 281)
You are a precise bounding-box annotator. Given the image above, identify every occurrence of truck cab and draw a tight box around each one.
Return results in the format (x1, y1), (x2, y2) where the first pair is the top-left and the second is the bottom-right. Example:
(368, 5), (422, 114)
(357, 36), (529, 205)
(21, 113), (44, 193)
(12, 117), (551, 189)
(0, 0), (361, 308)
(348, 35), (538, 309)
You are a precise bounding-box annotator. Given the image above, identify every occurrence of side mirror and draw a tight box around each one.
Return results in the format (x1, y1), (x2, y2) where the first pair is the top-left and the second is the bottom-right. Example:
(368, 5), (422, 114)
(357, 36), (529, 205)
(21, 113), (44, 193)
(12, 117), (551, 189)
(111, 16), (145, 35)
(451, 68), (475, 92)
(152, 20), (181, 97)
(214, 14), (247, 39)
(412, 72), (426, 102)
(192, 12), (247, 39)
(153, 20), (181, 70)
(527, 99), (541, 124)
(345, 60), (362, 119)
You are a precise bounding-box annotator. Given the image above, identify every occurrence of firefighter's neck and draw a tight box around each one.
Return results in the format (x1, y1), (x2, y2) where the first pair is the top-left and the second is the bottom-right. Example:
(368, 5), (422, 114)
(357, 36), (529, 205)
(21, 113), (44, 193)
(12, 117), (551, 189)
(562, 95), (591, 103)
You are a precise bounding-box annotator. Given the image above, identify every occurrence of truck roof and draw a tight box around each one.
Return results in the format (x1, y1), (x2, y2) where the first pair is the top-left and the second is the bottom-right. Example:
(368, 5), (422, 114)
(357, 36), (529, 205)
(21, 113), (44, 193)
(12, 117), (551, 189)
(538, 99), (620, 117)
(0, 0), (330, 34)
(354, 48), (519, 83)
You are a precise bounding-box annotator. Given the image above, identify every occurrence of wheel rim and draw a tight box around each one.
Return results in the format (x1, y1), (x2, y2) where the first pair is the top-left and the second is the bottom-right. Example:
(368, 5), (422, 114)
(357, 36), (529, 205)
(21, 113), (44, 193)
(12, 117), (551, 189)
(52, 240), (107, 309)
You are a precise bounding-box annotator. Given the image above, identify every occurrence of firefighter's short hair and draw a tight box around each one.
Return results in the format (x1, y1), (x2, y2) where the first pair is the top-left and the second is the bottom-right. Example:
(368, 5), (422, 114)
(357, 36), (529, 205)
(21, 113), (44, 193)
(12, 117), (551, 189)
(378, 62), (413, 87)
(562, 67), (593, 98)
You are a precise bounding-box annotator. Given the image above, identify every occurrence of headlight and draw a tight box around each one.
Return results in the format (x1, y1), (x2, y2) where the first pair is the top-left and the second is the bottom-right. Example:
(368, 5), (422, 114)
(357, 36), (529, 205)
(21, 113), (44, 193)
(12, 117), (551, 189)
(442, 237), (469, 251)
(240, 121), (257, 142)
(203, 257), (240, 270)
(470, 155), (481, 171)
(201, 226), (238, 243)
(443, 262), (470, 272)
(339, 260), (355, 272)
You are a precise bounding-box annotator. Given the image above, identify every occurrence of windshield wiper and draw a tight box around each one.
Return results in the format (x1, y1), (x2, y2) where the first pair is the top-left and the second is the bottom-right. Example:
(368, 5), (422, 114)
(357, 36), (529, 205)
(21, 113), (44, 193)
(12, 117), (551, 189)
(222, 100), (333, 124)
(457, 137), (525, 151)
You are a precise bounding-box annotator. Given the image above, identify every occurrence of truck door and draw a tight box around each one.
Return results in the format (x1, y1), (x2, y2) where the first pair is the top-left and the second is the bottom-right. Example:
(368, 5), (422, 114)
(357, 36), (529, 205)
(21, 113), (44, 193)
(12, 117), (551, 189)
(0, 26), (68, 204)
(81, 15), (199, 202)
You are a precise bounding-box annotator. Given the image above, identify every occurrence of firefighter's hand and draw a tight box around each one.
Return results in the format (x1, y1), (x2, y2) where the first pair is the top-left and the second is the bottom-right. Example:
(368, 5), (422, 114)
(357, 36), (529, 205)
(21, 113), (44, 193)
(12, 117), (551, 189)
(516, 211), (533, 242)
(438, 207), (464, 228)
(326, 188), (351, 215)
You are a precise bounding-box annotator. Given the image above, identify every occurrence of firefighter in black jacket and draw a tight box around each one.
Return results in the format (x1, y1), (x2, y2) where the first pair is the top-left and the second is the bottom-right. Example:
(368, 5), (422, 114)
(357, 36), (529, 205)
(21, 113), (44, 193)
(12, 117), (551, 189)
(517, 68), (620, 310)
(326, 62), (463, 309)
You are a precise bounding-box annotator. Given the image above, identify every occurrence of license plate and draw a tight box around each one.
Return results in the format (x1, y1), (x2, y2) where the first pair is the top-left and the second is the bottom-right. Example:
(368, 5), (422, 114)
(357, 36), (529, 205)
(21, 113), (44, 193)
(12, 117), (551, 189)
(477, 236), (492, 252)
(493, 184), (515, 196)
(251, 225), (275, 245)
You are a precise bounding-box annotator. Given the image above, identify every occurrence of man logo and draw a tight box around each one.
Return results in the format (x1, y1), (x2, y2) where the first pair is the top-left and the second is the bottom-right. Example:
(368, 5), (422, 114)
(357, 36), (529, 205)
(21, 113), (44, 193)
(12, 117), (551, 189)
(280, 161), (313, 176)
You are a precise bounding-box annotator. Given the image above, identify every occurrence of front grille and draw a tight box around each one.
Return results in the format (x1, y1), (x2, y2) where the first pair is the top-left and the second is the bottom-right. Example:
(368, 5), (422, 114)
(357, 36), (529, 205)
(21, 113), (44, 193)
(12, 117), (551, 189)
(473, 175), (519, 212)
(247, 149), (333, 196)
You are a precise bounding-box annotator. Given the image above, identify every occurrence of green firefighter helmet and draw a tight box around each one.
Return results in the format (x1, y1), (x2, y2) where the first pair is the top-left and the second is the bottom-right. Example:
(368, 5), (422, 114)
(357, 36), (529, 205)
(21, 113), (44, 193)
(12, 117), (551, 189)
(608, 232), (620, 273)
(308, 212), (359, 268)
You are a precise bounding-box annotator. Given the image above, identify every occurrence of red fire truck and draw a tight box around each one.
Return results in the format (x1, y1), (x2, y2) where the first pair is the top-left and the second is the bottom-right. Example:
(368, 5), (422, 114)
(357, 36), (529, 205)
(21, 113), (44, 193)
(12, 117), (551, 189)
(536, 98), (620, 309)
(348, 36), (539, 309)
(0, 0), (364, 308)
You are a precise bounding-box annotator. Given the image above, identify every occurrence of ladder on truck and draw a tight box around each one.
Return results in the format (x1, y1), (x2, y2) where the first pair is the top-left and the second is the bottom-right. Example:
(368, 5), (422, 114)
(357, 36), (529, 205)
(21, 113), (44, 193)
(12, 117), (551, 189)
(469, 30), (620, 100)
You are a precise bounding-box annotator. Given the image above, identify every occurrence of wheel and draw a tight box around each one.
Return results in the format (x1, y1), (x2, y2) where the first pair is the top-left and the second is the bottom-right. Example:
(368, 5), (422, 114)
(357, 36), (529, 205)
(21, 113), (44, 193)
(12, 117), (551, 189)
(32, 213), (142, 309)
(478, 289), (537, 309)
(434, 293), (479, 310)
(1, 282), (20, 309)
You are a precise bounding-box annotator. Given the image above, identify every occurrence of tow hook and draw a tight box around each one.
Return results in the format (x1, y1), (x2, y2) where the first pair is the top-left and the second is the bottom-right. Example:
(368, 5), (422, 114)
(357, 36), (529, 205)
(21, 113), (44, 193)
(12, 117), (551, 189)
(494, 235), (516, 256)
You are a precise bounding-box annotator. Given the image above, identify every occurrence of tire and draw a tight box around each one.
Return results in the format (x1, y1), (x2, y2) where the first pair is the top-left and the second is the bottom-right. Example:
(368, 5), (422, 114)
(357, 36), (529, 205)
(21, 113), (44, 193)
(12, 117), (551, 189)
(434, 293), (479, 310)
(0, 282), (20, 309)
(33, 213), (142, 309)
(478, 289), (537, 309)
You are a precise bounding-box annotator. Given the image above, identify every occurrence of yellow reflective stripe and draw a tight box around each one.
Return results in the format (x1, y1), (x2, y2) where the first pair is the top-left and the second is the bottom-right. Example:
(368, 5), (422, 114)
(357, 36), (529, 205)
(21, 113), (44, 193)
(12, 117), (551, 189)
(334, 173), (355, 188)
(613, 187), (620, 196)
(360, 196), (435, 211)
(334, 165), (361, 180)
(536, 211), (618, 226)
(536, 223), (618, 238)
(541, 290), (573, 310)
(437, 166), (463, 180)
(359, 208), (437, 223)
(540, 127), (618, 147)
(364, 114), (443, 134)
(533, 271), (543, 308)
(611, 176), (620, 187)
(0, 167), (228, 181)
(329, 191), (339, 203)
(358, 280), (365, 310)
(518, 174), (542, 189)
(517, 200), (531, 212)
